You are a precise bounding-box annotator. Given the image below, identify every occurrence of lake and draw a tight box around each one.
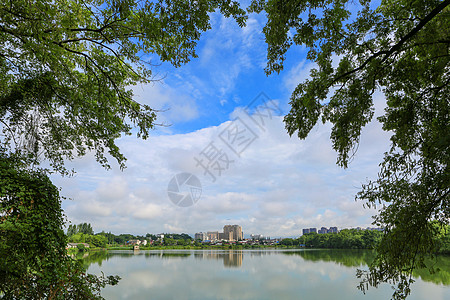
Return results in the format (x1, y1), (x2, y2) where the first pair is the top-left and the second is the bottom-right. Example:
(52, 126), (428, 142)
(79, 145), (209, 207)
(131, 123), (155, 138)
(85, 249), (450, 299)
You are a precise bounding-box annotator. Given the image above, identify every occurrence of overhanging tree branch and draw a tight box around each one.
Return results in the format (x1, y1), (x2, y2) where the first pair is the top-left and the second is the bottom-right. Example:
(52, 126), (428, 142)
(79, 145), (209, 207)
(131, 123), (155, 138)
(331, 0), (450, 85)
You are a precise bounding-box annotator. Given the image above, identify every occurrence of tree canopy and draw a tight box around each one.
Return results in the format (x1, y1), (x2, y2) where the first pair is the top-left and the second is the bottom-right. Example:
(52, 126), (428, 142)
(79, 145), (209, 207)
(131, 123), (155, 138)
(0, 0), (246, 173)
(0, 154), (119, 299)
(1, 0), (448, 298)
(251, 0), (449, 298)
(0, 0), (246, 298)
(68, 223), (94, 236)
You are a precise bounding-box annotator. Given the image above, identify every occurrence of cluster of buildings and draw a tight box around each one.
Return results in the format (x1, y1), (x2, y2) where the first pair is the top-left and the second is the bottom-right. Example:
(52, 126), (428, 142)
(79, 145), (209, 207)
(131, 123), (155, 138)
(195, 225), (243, 242)
(249, 234), (268, 240)
(302, 226), (383, 235)
(302, 227), (339, 235)
(356, 227), (384, 232)
(302, 227), (338, 235)
(126, 239), (148, 246)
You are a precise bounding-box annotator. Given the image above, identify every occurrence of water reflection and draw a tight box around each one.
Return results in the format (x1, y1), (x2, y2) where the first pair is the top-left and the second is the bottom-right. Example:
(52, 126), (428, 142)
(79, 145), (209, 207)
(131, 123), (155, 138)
(81, 249), (450, 285)
(281, 249), (376, 267)
(73, 250), (113, 269)
(194, 250), (243, 267)
(85, 249), (449, 300)
(282, 249), (450, 285)
(89, 249), (245, 267)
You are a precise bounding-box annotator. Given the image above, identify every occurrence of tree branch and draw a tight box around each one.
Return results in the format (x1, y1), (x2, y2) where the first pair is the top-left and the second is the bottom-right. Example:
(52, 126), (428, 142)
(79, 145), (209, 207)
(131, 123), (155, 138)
(331, 0), (450, 85)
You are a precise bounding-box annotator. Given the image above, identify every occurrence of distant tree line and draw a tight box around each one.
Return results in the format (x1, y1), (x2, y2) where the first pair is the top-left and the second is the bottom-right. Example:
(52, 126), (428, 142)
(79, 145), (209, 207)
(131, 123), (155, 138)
(67, 223), (106, 248)
(67, 223), (94, 236)
(68, 233), (107, 249)
(66, 226), (194, 247)
(279, 224), (450, 254)
(162, 233), (193, 240)
(279, 229), (382, 249)
(431, 222), (450, 255)
(297, 229), (383, 249)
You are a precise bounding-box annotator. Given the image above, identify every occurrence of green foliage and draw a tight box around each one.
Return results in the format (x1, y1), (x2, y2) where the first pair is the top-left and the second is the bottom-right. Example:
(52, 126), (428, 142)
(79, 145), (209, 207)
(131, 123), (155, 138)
(68, 223), (94, 236)
(146, 233), (158, 240)
(0, 155), (119, 299)
(77, 251), (112, 269)
(280, 238), (295, 246)
(253, 0), (449, 298)
(97, 231), (117, 244)
(299, 229), (382, 249)
(285, 249), (450, 285)
(164, 233), (193, 240)
(0, 1), (247, 298)
(68, 232), (107, 248)
(284, 249), (377, 267)
(69, 232), (86, 243)
(113, 233), (136, 244)
(0, 0), (247, 174)
(77, 243), (87, 252)
(163, 237), (177, 246)
(412, 255), (450, 285)
(432, 222), (450, 255)
(89, 235), (107, 248)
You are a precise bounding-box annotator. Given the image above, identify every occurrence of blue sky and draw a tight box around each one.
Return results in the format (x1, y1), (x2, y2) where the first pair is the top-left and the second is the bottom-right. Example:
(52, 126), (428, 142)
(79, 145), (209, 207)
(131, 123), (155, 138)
(53, 8), (392, 238)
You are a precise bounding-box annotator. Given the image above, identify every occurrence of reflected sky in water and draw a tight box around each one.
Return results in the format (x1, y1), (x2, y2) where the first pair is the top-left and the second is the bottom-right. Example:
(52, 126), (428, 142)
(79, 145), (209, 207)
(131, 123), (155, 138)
(86, 249), (450, 300)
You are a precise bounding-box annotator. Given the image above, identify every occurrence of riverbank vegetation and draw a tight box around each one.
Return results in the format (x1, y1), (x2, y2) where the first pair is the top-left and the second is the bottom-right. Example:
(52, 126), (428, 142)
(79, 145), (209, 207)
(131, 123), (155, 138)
(1, 0), (447, 298)
(298, 229), (383, 250)
(66, 221), (450, 254)
(0, 0), (245, 297)
(295, 224), (449, 254)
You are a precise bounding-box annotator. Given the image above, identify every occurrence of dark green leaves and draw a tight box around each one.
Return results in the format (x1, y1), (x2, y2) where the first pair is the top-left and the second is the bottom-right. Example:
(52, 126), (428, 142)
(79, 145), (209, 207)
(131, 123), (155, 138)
(0, 155), (121, 299)
(0, 0), (247, 174)
(256, 0), (450, 298)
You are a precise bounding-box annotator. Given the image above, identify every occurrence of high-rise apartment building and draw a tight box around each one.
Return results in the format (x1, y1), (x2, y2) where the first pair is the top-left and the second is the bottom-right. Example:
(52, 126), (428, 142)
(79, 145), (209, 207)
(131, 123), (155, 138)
(318, 227), (328, 234)
(302, 228), (317, 235)
(218, 231), (233, 241)
(207, 231), (219, 241)
(195, 232), (207, 241)
(328, 227), (338, 233)
(223, 225), (243, 241)
(303, 227), (339, 235)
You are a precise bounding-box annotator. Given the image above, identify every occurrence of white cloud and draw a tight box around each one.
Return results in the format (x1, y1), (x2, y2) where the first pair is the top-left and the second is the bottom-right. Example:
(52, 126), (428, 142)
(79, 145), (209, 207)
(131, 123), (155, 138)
(284, 59), (317, 92)
(193, 14), (267, 99)
(133, 82), (199, 127)
(56, 96), (391, 237)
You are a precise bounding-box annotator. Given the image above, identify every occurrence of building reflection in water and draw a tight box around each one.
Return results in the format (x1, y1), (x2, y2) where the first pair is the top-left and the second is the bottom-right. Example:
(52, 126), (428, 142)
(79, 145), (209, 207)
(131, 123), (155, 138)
(194, 250), (243, 267)
(101, 249), (284, 269)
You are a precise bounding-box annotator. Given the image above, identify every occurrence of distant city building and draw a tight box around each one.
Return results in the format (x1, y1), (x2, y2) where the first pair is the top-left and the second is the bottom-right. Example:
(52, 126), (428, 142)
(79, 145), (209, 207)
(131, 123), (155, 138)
(318, 227), (328, 234)
(304, 226), (383, 233)
(66, 243), (89, 249)
(197, 225), (244, 242)
(304, 227), (339, 235)
(328, 227), (338, 233)
(219, 231), (233, 241)
(224, 225), (243, 241)
(207, 231), (219, 241)
(126, 239), (141, 245)
(195, 232), (207, 241)
(250, 234), (265, 240)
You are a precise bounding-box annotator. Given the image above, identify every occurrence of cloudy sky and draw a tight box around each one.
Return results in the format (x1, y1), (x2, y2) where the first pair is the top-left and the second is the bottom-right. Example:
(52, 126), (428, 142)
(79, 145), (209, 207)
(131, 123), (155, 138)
(53, 8), (392, 238)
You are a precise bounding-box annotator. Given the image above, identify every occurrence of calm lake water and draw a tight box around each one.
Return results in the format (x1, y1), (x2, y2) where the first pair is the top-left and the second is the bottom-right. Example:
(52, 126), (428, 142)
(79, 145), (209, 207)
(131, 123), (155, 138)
(85, 249), (450, 300)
